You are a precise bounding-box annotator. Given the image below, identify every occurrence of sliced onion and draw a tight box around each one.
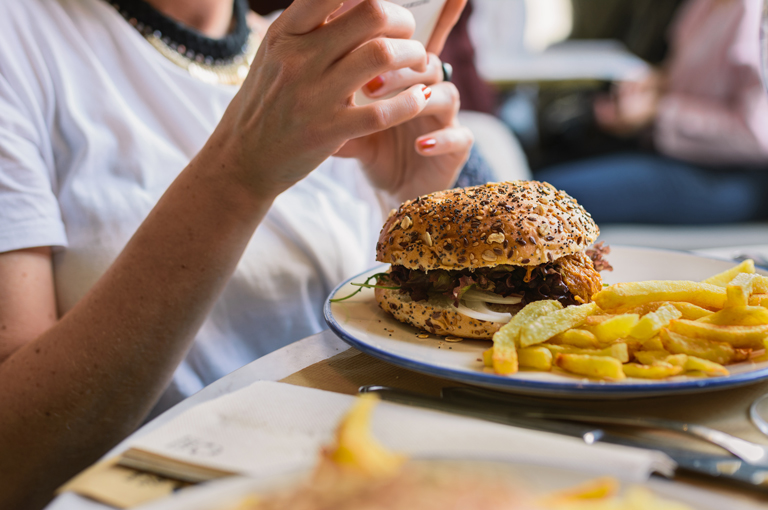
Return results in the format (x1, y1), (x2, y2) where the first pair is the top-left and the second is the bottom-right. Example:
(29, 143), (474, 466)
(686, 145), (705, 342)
(462, 289), (522, 305)
(452, 299), (512, 324)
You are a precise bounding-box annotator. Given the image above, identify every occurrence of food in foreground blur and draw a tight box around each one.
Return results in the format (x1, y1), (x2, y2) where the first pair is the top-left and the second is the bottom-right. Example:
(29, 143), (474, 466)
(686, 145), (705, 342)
(370, 181), (606, 340)
(486, 259), (768, 379)
(227, 396), (693, 510)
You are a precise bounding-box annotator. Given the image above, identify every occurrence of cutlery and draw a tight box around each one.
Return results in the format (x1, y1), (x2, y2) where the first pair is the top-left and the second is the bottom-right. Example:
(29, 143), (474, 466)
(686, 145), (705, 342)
(358, 385), (606, 445)
(734, 253), (768, 268)
(442, 387), (768, 468)
(361, 385), (768, 492)
(750, 393), (768, 437)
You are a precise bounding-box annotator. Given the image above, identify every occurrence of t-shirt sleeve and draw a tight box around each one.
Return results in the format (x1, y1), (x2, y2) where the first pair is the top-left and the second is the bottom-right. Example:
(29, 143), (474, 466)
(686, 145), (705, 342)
(0, 69), (67, 252)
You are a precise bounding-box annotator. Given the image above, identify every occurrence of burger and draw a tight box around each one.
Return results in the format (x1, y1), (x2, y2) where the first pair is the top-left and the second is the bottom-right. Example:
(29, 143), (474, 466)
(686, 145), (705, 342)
(374, 181), (608, 339)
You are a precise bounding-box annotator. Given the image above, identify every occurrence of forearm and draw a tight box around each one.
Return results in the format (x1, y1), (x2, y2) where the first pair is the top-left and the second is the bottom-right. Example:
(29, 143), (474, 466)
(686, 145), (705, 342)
(0, 136), (273, 509)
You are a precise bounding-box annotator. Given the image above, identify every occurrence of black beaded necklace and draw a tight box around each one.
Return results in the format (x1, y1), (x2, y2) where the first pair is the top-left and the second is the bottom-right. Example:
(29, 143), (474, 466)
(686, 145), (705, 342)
(110, 0), (261, 85)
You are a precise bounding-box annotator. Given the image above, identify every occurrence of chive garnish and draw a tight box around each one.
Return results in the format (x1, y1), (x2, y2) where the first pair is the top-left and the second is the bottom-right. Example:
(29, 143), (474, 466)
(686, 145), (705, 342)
(330, 273), (399, 302)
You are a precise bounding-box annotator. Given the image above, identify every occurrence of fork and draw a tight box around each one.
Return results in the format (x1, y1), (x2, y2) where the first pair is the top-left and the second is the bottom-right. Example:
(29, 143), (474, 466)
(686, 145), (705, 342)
(442, 387), (768, 467)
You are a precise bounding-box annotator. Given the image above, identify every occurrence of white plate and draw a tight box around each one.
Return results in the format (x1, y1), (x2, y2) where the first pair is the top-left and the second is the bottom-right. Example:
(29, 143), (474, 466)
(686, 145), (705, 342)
(324, 246), (768, 399)
(135, 460), (764, 510)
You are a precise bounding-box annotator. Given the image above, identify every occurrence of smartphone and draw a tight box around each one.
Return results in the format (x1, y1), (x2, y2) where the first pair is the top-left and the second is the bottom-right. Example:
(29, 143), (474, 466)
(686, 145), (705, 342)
(355, 0), (449, 105)
(389, 0), (448, 47)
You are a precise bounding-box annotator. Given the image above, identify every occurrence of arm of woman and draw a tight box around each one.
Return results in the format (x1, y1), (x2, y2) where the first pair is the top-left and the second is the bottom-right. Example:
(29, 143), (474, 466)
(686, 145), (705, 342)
(0, 0), (435, 507)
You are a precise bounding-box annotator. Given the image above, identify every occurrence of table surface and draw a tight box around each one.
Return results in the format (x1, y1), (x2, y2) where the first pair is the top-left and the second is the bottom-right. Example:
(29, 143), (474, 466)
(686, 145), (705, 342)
(47, 245), (768, 510)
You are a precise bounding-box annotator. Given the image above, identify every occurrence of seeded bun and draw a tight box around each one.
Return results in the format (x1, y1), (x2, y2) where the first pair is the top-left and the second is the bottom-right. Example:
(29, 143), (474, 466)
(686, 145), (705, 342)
(375, 287), (502, 339)
(376, 181), (599, 270)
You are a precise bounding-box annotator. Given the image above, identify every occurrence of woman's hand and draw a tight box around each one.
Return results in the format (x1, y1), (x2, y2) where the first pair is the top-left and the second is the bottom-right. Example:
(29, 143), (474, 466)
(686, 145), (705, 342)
(212, 0), (436, 202)
(332, 0), (471, 203)
(594, 69), (664, 136)
(336, 53), (473, 203)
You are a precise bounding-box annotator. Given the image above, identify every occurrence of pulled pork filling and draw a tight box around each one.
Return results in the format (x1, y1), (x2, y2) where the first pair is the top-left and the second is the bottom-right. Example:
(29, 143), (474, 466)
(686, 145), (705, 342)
(381, 253), (603, 307)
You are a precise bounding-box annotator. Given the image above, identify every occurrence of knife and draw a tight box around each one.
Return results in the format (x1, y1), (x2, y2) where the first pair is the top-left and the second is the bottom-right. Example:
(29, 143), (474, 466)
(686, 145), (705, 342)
(360, 385), (768, 492)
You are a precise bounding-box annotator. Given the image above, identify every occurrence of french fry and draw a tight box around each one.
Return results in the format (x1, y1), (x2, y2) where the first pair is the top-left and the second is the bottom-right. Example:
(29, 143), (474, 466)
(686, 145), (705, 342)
(670, 302), (715, 320)
(492, 342), (518, 376)
(583, 315), (613, 327)
(519, 302), (598, 348)
(518, 346), (553, 371)
(491, 300), (562, 375)
(622, 362), (684, 379)
(555, 353), (626, 380)
(545, 343), (629, 363)
(639, 335), (665, 351)
(482, 347), (494, 368)
(328, 394), (406, 476)
(606, 301), (714, 320)
(701, 259), (755, 287)
(685, 356), (729, 377)
(549, 328), (599, 348)
(752, 275), (768, 294)
(659, 328), (735, 364)
(725, 273), (760, 308)
(753, 338), (768, 363)
(545, 476), (619, 502)
(593, 281), (726, 310)
(590, 314), (639, 344)
(610, 301), (666, 316)
(634, 351), (687, 367)
(697, 306), (768, 326)
(632, 350), (667, 363)
(629, 303), (682, 340)
(668, 319), (768, 349)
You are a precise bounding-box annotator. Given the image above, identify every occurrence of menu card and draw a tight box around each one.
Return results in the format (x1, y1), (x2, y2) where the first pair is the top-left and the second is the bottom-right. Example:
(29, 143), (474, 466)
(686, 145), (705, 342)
(118, 381), (674, 483)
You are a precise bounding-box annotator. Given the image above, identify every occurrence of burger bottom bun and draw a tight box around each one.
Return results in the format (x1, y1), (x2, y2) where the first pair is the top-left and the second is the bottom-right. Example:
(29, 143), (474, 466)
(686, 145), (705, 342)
(375, 287), (502, 340)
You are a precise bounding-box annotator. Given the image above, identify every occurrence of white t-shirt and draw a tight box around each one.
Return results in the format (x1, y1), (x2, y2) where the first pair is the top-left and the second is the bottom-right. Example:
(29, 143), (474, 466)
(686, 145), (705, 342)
(0, 0), (382, 417)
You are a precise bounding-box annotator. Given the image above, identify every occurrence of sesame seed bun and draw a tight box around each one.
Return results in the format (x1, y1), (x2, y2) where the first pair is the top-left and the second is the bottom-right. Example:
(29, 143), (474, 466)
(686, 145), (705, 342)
(376, 181), (599, 271)
(375, 286), (503, 339)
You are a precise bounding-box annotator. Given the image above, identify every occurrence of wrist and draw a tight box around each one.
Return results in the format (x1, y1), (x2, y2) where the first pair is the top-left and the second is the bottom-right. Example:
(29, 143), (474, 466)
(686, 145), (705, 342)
(191, 131), (280, 221)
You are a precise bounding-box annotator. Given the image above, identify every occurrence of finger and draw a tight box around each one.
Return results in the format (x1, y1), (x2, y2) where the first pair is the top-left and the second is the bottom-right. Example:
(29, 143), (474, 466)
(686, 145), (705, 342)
(278, 0), (346, 34)
(317, 0), (415, 63)
(415, 125), (474, 156)
(342, 84), (431, 139)
(410, 81), (459, 126)
(363, 53), (443, 98)
(425, 0), (467, 54)
(331, 38), (428, 96)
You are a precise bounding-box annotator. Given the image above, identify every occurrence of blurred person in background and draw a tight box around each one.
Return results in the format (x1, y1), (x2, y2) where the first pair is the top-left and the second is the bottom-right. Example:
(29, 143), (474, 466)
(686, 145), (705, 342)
(536, 0), (768, 224)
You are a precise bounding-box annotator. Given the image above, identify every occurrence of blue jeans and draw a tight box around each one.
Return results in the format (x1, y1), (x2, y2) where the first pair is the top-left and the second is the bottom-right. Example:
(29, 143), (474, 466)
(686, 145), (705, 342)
(535, 153), (768, 224)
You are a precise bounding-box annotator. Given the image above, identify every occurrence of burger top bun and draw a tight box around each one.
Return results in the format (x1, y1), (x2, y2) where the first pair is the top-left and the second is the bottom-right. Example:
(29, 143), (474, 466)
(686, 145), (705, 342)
(376, 180), (599, 271)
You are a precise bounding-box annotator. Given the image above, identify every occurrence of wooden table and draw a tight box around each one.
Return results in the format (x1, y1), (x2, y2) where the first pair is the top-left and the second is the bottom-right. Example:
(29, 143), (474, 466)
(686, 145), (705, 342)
(47, 245), (768, 509)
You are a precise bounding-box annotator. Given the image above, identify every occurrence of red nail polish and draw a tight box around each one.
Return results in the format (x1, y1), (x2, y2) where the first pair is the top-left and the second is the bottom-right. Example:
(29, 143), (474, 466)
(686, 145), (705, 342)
(422, 86), (432, 100)
(365, 76), (385, 94)
(419, 138), (437, 151)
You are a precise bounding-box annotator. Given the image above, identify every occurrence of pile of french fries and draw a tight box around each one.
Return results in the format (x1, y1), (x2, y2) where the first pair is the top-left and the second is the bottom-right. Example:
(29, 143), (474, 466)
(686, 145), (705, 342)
(484, 260), (768, 381)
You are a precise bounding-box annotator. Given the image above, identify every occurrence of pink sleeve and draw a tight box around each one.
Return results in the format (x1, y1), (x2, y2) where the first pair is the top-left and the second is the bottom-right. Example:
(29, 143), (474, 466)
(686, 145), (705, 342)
(654, 84), (768, 165)
(654, 0), (768, 165)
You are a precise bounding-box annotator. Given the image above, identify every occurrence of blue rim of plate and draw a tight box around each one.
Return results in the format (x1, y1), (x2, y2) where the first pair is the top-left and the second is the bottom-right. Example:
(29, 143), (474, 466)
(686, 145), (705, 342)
(324, 247), (768, 398)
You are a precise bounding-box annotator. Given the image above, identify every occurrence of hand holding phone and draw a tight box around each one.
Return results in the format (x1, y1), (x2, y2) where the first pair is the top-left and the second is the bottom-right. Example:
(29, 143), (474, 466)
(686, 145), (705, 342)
(354, 0), (457, 105)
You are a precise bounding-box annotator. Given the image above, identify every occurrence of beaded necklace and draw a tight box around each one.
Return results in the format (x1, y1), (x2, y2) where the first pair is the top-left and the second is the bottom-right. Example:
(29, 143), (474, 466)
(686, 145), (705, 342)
(110, 0), (260, 85)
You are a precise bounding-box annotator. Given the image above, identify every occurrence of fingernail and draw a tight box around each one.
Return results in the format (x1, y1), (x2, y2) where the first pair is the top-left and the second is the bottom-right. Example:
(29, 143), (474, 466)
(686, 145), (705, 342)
(422, 86), (432, 100)
(365, 76), (385, 94)
(418, 138), (437, 151)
